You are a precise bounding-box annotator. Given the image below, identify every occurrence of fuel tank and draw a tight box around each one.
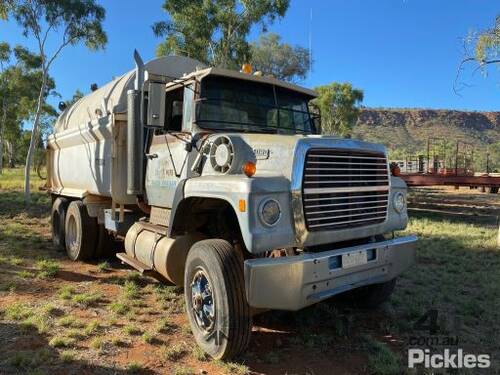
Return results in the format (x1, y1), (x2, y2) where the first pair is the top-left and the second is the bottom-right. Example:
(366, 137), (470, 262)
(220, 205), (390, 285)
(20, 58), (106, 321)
(124, 222), (204, 285)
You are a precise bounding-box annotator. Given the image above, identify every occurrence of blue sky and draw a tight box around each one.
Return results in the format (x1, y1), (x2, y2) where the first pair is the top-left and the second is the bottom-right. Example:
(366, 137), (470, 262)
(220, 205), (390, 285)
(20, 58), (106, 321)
(1, 0), (498, 112)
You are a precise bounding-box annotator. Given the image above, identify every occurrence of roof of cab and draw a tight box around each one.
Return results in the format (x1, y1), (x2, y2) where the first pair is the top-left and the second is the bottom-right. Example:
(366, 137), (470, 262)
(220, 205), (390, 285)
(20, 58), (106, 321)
(170, 67), (317, 98)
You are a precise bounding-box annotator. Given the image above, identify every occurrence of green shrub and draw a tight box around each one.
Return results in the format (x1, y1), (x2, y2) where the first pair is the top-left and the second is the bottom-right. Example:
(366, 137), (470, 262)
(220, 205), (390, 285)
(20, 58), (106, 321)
(4, 302), (33, 320)
(36, 259), (59, 278)
(71, 291), (101, 307)
(49, 336), (75, 348)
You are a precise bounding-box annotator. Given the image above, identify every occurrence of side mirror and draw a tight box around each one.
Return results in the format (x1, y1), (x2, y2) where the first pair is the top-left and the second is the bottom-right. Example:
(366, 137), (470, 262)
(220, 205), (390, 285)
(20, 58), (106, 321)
(145, 82), (166, 128)
(58, 101), (67, 112)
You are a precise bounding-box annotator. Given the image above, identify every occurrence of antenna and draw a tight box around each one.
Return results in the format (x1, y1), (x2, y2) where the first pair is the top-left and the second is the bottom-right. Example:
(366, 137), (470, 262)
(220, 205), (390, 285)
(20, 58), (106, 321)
(309, 7), (313, 74)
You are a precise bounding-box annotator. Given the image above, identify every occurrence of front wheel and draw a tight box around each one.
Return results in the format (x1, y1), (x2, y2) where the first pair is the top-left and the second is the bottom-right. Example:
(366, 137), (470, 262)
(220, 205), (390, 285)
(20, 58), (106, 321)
(184, 239), (251, 360)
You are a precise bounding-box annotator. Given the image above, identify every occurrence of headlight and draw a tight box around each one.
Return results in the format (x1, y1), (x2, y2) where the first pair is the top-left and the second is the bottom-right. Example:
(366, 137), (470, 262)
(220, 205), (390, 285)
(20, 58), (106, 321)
(393, 191), (406, 213)
(259, 199), (281, 226)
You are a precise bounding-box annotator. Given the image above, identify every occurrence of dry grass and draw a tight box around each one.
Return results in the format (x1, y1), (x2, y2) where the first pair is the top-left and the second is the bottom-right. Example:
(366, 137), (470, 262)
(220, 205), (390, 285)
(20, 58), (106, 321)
(161, 342), (188, 361)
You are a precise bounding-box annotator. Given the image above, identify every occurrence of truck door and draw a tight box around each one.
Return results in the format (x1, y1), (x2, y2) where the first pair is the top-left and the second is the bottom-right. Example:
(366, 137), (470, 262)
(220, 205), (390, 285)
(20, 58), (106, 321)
(145, 85), (193, 208)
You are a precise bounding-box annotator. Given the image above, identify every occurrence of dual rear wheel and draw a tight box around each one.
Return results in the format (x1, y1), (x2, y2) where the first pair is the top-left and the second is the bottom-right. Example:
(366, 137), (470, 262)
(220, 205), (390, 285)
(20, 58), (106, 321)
(51, 197), (115, 260)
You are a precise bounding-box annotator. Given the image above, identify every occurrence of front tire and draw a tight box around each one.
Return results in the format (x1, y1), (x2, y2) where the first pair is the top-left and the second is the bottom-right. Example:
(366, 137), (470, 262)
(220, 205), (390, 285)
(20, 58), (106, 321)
(64, 200), (98, 261)
(184, 239), (251, 360)
(51, 197), (69, 251)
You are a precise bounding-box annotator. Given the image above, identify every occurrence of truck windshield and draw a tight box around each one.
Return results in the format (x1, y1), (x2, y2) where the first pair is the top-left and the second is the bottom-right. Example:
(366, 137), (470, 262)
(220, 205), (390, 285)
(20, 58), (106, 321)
(195, 75), (315, 134)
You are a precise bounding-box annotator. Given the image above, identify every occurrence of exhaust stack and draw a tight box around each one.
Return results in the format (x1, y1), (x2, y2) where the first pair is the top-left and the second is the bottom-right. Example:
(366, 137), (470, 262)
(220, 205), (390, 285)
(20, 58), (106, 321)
(127, 50), (145, 195)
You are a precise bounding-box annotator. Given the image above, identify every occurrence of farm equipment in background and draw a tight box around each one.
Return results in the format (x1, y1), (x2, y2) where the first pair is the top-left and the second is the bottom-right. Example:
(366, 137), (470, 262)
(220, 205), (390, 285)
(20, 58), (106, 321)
(392, 137), (500, 193)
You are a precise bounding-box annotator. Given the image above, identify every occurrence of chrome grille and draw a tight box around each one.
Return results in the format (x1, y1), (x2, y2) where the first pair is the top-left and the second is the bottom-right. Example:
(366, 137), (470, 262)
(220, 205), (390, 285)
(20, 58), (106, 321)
(302, 149), (389, 231)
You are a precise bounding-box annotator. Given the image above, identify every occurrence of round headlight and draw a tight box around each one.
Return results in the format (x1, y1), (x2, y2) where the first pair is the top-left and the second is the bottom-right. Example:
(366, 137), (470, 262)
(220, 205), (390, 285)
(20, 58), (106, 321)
(393, 192), (406, 213)
(259, 199), (281, 226)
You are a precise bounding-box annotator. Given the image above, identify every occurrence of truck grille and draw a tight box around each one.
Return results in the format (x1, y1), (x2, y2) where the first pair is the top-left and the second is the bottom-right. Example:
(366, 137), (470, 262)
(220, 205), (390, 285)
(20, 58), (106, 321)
(302, 149), (389, 231)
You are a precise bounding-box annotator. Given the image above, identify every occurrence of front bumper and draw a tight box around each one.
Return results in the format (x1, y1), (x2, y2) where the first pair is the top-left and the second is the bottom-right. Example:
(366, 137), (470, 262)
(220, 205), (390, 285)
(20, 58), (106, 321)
(244, 235), (417, 310)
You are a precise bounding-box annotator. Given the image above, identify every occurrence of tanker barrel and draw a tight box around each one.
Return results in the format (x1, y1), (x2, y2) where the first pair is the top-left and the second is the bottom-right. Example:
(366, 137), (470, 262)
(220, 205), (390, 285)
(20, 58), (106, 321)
(127, 89), (143, 195)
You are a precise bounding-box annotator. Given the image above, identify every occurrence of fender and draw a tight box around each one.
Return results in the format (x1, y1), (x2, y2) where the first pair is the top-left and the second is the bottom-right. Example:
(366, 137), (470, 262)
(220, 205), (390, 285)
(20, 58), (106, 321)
(167, 178), (187, 237)
(170, 175), (296, 254)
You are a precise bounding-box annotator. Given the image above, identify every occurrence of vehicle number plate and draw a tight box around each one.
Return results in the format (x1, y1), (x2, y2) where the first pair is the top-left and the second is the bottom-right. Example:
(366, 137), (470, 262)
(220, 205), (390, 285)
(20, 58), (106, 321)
(342, 250), (368, 269)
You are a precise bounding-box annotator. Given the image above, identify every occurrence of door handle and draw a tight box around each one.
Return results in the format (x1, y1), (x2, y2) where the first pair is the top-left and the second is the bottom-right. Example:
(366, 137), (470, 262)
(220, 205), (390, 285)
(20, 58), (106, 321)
(145, 153), (158, 160)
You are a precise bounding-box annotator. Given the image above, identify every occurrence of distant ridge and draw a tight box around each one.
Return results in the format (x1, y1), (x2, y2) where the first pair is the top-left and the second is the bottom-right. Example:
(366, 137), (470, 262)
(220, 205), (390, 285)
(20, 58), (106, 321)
(352, 108), (500, 156)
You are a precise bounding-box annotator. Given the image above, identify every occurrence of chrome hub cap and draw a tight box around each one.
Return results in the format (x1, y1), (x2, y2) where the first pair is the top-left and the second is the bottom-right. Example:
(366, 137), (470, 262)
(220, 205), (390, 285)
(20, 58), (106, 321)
(191, 269), (215, 333)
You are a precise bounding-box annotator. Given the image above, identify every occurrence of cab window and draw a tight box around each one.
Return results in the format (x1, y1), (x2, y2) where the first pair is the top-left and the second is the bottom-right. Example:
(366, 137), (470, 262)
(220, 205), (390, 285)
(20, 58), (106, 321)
(164, 86), (184, 132)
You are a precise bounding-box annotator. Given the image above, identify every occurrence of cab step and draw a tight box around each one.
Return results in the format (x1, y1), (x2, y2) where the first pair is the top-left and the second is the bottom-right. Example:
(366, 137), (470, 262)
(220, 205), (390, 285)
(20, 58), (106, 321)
(116, 252), (154, 275)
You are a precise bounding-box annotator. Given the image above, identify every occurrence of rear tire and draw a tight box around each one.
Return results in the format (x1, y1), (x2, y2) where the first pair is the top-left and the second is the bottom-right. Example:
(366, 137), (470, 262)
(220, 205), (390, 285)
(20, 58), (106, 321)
(184, 239), (251, 360)
(65, 200), (98, 261)
(343, 278), (397, 309)
(95, 224), (115, 258)
(51, 197), (69, 251)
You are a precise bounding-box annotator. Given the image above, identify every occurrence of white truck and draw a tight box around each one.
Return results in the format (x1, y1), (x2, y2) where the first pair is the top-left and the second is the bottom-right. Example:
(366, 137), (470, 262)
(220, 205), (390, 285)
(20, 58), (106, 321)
(47, 52), (417, 359)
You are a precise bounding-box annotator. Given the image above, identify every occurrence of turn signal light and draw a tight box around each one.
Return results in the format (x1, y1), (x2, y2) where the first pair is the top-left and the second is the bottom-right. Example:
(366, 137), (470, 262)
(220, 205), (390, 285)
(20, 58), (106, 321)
(239, 199), (246, 212)
(241, 63), (252, 74)
(242, 161), (256, 177)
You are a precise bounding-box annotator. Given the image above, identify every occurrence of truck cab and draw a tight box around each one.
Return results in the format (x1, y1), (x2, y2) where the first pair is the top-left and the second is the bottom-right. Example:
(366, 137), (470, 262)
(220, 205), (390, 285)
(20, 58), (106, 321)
(47, 55), (416, 360)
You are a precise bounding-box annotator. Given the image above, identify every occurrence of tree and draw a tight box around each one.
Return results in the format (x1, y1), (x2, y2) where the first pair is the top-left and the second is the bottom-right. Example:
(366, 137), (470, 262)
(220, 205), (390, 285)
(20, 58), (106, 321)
(474, 15), (500, 66)
(3, 0), (107, 203)
(250, 33), (310, 82)
(64, 89), (84, 107)
(0, 42), (11, 173)
(313, 83), (364, 136)
(153, 0), (289, 69)
(0, 43), (56, 173)
(0, 3), (7, 20)
(456, 14), (499, 91)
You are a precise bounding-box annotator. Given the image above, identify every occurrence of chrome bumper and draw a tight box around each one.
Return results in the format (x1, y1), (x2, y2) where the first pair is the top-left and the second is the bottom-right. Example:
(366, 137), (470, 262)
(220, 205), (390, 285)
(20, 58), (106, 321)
(244, 235), (417, 311)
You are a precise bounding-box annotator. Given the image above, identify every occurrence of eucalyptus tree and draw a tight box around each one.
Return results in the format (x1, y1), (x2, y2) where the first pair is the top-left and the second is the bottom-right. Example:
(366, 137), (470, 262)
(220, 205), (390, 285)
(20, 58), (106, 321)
(2, 0), (107, 203)
(0, 42), (11, 173)
(153, 0), (289, 69)
(313, 82), (364, 136)
(467, 15), (499, 70)
(65, 89), (84, 107)
(0, 43), (55, 173)
(456, 14), (499, 91)
(250, 33), (310, 82)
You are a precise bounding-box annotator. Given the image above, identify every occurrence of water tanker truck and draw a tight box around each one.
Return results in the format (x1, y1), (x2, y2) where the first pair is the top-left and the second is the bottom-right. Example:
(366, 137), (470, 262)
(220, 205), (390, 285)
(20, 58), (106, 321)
(47, 52), (417, 359)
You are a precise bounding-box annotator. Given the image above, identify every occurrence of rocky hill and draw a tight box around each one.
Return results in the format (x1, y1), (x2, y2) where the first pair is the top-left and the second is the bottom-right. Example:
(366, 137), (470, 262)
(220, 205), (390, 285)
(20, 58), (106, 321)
(352, 108), (500, 157)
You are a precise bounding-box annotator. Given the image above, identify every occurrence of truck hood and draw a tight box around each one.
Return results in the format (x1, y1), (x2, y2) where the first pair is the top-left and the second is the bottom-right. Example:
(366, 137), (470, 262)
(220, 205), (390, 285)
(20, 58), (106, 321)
(205, 133), (387, 181)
